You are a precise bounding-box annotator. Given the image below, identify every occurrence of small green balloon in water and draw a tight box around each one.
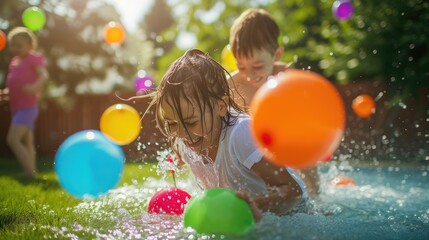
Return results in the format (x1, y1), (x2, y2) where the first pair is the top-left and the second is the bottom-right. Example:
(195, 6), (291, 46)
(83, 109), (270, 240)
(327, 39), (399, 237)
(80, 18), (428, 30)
(22, 7), (46, 32)
(184, 188), (255, 235)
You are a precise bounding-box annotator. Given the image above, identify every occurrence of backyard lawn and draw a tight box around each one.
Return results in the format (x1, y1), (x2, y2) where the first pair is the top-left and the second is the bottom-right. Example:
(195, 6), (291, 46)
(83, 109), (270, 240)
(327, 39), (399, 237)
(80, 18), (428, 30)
(0, 156), (166, 239)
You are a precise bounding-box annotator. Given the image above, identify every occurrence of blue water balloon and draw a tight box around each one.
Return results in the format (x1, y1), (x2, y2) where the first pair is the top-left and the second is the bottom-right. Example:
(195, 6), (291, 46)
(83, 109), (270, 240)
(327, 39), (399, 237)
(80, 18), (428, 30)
(55, 130), (125, 199)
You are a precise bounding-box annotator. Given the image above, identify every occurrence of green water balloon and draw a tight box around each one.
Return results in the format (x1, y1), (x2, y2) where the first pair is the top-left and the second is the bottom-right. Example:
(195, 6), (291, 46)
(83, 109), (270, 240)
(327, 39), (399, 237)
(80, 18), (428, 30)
(184, 188), (255, 235)
(22, 7), (46, 32)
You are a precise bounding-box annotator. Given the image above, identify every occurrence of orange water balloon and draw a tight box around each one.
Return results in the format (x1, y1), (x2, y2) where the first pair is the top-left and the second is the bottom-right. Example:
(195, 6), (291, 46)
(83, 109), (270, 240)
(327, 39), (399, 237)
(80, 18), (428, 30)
(250, 69), (346, 169)
(0, 30), (6, 52)
(352, 94), (375, 118)
(331, 175), (357, 186)
(100, 104), (141, 145)
(103, 21), (125, 45)
(221, 44), (238, 73)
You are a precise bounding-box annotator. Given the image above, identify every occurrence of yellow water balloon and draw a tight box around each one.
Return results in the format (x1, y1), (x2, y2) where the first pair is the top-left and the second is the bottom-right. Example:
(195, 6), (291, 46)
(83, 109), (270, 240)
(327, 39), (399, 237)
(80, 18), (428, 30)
(221, 44), (238, 73)
(100, 104), (141, 145)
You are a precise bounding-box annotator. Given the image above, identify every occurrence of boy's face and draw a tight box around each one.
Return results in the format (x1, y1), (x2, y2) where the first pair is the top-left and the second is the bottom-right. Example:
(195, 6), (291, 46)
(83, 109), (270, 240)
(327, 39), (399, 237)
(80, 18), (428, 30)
(160, 96), (224, 155)
(235, 48), (276, 88)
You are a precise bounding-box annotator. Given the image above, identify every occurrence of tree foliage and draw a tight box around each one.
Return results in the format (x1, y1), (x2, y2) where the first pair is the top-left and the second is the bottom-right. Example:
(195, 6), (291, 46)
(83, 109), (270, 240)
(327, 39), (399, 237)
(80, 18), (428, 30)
(0, 0), (137, 108)
(2, 0), (427, 105)
(139, 0), (174, 76)
(152, 0), (429, 102)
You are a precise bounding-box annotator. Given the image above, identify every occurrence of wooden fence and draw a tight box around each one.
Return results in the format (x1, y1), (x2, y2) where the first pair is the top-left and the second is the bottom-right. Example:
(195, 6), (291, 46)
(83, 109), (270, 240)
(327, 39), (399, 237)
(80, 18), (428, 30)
(0, 92), (168, 161)
(0, 81), (427, 162)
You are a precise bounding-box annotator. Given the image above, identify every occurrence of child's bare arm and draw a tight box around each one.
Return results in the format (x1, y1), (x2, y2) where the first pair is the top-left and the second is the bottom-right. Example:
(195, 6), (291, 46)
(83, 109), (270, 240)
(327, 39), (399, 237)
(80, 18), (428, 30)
(250, 184), (302, 214)
(24, 65), (48, 93)
(249, 158), (304, 214)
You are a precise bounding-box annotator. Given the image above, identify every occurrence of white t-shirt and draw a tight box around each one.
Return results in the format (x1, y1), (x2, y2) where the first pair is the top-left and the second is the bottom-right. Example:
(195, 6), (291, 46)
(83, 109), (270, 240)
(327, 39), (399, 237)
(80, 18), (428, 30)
(176, 113), (307, 198)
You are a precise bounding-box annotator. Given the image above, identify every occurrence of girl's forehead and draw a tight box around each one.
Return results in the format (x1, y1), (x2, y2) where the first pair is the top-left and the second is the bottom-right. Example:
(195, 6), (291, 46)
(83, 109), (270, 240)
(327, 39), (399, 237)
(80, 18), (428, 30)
(160, 97), (197, 119)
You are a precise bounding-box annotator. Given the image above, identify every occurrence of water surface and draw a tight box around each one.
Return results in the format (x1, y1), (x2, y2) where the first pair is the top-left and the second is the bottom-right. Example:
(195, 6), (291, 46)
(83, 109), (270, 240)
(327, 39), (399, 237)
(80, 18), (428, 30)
(46, 162), (429, 239)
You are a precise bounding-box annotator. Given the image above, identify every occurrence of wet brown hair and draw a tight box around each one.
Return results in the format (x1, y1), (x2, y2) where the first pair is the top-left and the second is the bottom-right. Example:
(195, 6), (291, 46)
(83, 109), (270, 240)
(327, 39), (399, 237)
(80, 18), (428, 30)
(229, 8), (280, 59)
(144, 49), (243, 143)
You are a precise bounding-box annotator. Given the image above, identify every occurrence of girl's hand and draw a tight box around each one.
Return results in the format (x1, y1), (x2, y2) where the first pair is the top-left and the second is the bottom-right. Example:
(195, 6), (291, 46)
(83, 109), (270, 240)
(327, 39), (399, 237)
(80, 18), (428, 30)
(236, 191), (262, 222)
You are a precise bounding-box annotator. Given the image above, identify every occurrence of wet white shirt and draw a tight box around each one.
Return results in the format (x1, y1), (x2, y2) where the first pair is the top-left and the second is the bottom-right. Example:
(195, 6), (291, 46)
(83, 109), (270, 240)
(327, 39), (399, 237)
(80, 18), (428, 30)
(177, 113), (307, 198)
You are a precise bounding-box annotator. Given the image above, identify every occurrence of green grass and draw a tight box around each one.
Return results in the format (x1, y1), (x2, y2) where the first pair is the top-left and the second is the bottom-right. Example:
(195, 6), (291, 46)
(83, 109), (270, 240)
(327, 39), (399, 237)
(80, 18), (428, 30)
(0, 156), (163, 239)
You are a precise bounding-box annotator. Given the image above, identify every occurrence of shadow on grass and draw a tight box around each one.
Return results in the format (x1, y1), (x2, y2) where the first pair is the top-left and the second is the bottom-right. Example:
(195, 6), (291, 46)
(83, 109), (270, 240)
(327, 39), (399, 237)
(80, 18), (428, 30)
(14, 175), (62, 190)
(0, 211), (16, 230)
(0, 156), (61, 190)
(0, 156), (54, 172)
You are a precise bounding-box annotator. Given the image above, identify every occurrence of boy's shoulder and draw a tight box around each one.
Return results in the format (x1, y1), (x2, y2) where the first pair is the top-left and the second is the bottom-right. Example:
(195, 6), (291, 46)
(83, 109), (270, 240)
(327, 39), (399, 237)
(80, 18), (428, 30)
(273, 61), (291, 75)
(228, 70), (245, 85)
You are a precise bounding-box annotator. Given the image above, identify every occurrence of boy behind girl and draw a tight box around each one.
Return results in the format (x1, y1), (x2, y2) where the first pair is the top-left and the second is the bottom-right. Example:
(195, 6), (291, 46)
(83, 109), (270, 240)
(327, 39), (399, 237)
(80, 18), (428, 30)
(228, 8), (320, 196)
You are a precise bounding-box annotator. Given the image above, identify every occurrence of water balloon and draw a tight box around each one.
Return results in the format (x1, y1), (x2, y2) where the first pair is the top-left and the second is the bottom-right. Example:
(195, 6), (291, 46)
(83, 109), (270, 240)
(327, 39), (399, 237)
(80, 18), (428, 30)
(103, 21), (125, 45)
(250, 69), (345, 169)
(352, 94), (375, 118)
(322, 153), (334, 162)
(54, 130), (125, 199)
(331, 176), (358, 186)
(100, 103), (141, 145)
(221, 44), (238, 73)
(134, 70), (155, 94)
(184, 188), (255, 235)
(0, 30), (6, 51)
(22, 7), (46, 32)
(148, 187), (191, 215)
(332, 0), (354, 21)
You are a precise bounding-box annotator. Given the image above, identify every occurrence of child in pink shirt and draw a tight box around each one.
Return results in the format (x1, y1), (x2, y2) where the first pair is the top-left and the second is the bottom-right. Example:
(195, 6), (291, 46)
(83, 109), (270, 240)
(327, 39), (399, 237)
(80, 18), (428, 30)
(6, 27), (48, 178)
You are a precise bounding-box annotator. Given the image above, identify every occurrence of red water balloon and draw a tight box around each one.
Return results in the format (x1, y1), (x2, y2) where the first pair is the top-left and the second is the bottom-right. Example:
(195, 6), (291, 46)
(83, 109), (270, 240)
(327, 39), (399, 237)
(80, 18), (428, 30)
(352, 94), (375, 118)
(0, 30), (6, 52)
(148, 187), (191, 215)
(322, 153), (334, 162)
(250, 69), (345, 169)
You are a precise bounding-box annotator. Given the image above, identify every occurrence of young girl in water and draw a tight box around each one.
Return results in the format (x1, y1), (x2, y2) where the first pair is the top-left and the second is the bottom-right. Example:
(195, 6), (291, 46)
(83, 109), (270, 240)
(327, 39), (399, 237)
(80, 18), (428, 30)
(6, 27), (48, 178)
(145, 49), (308, 217)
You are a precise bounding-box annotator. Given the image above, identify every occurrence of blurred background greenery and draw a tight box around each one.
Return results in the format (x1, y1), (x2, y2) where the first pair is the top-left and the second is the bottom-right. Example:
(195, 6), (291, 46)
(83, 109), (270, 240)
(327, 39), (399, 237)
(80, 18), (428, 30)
(1, 0), (428, 104)
(0, 0), (428, 161)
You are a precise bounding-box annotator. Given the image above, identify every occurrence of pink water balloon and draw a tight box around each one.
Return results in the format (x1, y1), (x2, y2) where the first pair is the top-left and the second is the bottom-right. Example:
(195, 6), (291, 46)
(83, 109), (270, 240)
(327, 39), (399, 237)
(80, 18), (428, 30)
(332, 0), (354, 21)
(134, 70), (154, 94)
(148, 187), (191, 215)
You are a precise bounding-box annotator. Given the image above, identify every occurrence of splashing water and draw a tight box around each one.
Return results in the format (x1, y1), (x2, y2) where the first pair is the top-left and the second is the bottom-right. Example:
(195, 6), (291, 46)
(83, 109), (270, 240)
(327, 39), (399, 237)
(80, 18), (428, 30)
(40, 158), (429, 239)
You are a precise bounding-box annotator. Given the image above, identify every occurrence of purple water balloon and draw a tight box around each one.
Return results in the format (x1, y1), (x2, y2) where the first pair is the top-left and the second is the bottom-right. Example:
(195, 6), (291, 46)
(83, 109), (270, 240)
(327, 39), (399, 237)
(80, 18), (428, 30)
(332, 0), (354, 20)
(134, 70), (154, 93)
